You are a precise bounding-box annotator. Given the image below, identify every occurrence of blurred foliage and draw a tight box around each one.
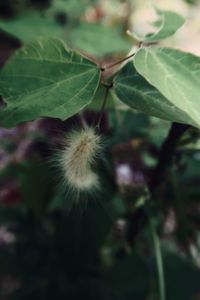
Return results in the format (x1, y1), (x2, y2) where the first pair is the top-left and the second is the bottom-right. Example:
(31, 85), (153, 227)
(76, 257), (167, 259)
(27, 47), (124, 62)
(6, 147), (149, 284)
(68, 23), (130, 57)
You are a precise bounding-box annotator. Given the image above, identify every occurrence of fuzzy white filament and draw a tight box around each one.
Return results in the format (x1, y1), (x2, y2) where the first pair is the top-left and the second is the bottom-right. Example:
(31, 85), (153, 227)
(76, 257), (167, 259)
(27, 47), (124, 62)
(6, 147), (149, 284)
(59, 127), (102, 193)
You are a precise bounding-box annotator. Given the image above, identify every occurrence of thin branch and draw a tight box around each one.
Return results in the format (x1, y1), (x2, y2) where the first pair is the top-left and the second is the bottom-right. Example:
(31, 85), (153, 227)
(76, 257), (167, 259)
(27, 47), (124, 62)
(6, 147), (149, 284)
(149, 122), (189, 194)
(95, 83), (113, 129)
(101, 52), (136, 71)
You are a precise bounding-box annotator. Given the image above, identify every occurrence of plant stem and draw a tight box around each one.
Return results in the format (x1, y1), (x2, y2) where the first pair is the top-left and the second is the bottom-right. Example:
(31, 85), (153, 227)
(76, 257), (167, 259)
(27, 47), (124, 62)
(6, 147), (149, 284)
(150, 217), (166, 300)
(147, 123), (189, 299)
(95, 83), (113, 129)
(149, 122), (189, 194)
(101, 52), (136, 71)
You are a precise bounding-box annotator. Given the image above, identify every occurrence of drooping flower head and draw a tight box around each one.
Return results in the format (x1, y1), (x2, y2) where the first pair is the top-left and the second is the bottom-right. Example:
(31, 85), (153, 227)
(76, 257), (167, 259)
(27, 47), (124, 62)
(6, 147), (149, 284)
(59, 127), (102, 193)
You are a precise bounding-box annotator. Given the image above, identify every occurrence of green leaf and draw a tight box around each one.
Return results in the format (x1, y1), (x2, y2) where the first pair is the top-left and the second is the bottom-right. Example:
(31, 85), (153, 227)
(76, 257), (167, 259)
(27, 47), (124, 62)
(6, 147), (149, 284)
(113, 61), (196, 126)
(68, 23), (131, 57)
(134, 47), (200, 128)
(0, 14), (63, 42)
(132, 9), (184, 42)
(0, 38), (100, 128)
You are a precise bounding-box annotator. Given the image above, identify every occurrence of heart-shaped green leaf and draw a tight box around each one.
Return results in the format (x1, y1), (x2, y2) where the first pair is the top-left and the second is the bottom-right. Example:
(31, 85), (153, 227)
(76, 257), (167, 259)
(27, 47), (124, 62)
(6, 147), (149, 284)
(133, 47), (200, 128)
(113, 61), (196, 127)
(0, 38), (100, 127)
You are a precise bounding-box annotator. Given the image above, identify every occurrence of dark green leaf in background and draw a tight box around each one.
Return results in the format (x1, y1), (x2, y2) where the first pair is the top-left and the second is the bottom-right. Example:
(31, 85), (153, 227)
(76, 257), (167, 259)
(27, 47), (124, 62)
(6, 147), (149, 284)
(163, 252), (200, 300)
(69, 23), (131, 57)
(0, 14), (63, 42)
(105, 251), (149, 300)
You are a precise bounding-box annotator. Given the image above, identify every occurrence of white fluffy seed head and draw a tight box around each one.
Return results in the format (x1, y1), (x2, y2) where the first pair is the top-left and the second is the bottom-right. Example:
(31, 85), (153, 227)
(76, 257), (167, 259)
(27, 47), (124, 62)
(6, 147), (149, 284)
(59, 127), (102, 192)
